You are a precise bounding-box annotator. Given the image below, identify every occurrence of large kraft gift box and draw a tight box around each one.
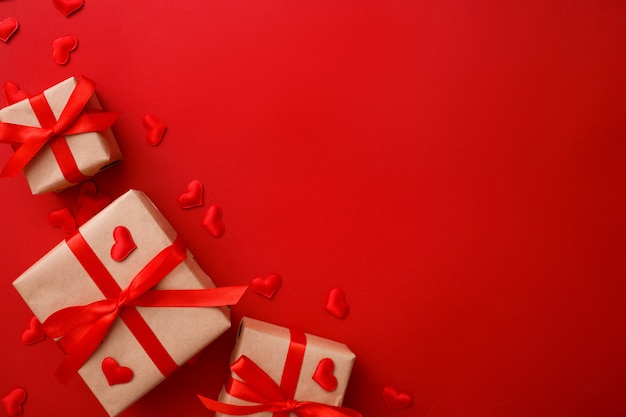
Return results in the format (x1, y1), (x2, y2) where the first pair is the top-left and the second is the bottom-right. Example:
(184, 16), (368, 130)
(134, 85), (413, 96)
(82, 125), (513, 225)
(0, 76), (122, 194)
(13, 190), (244, 416)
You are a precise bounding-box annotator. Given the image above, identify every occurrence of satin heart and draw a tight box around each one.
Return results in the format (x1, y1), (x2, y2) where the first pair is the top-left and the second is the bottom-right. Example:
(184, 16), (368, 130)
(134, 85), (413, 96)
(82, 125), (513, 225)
(21, 317), (45, 345)
(382, 385), (412, 410)
(201, 204), (225, 237)
(76, 181), (112, 224)
(251, 273), (282, 299)
(101, 357), (133, 386)
(2, 82), (29, 105)
(0, 17), (19, 43)
(2, 388), (26, 417)
(52, 35), (78, 65)
(326, 287), (349, 319)
(143, 114), (167, 146)
(312, 358), (338, 392)
(178, 179), (204, 209)
(53, 0), (84, 17)
(48, 207), (77, 233)
(110, 226), (137, 261)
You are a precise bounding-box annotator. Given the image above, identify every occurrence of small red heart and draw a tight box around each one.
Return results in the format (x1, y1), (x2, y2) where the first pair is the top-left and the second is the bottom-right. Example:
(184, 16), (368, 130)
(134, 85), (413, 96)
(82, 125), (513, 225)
(2, 82), (29, 105)
(142, 114), (167, 146)
(178, 179), (204, 209)
(48, 207), (77, 233)
(52, 35), (78, 65)
(0, 17), (19, 43)
(21, 316), (45, 345)
(2, 388), (26, 417)
(110, 226), (136, 261)
(76, 181), (112, 224)
(185, 350), (204, 367)
(201, 204), (225, 237)
(251, 273), (282, 299)
(53, 0), (84, 17)
(312, 358), (338, 392)
(101, 357), (133, 386)
(382, 385), (412, 410)
(326, 287), (349, 319)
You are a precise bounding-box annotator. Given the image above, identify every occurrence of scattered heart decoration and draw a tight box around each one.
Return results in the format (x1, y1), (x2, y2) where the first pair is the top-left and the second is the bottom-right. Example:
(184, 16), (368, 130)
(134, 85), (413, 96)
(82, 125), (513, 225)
(185, 350), (204, 367)
(21, 316), (45, 345)
(101, 357), (134, 386)
(312, 358), (338, 392)
(110, 226), (137, 261)
(326, 287), (350, 319)
(48, 207), (77, 233)
(143, 114), (167, 146)
(0, 17), (19, 43)
(53, 0), (84, 17)
(382, 385), (412, 410)
(201, 204), (225, 237)
(178, 179), (204, 209)
(2, 82), (29, 105)
(52, 35), (78, 65)
(76, 181), (112, 224)
(251, 273), (282, 299)
(1, 388), (26, 417)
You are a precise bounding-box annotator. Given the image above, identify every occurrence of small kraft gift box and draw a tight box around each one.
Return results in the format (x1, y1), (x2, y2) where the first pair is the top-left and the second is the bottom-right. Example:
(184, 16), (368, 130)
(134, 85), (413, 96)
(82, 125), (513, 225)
(0, 76), (122, 194)
(199, 316), (361, 417)
(13, 190), (248, 416)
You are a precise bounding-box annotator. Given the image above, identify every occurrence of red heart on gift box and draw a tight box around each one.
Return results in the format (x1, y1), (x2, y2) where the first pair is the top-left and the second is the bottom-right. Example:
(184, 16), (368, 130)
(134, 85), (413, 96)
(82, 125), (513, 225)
(52, 35), (78, 65)
(313, 358), (338, 392)
(53, 0), (84, 17)
(143, 114), (167, 146)
(178, 179), (204, 209)
(76, 181), (112, 224)
(48, 207), (77, 233)
(251, 273), (282, 299)
(2, 388), (26, 417)
(102, 357), (134, 386)
(2, 82), (29, 105)
(382, 385), (412, 410)
(0, 17), (19, 43)
(21, 316), (45, 345)
(201, 204), (225, 237)
(326, 287), (349, 319)
(110, 226), (137, 261)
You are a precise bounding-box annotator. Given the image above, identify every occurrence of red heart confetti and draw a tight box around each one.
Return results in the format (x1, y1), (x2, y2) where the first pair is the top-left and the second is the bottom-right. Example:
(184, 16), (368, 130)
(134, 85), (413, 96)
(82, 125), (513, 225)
(2, 82), (29, 105)
(21, 316), (45, 345)
(185, 350), (204, 367)
(178, 179), (204, 209)
(0, 17), (19, 43)
(101, 357), (134, 386)
(382, 385), (412, 410)
(201, 204), (225, 237)
(48, 207), (77, 233)
(53, 0), (84, 17)
(76, 181), (112, 225)
(251, 273), (282, 299)
(1, 388), (26, 417)
(312, 358), (338, 392)
(143, 114), (167, 146)
(326, 287), (350, 319)
(110, 226), (137, 261)
(52, 35), (78, 65)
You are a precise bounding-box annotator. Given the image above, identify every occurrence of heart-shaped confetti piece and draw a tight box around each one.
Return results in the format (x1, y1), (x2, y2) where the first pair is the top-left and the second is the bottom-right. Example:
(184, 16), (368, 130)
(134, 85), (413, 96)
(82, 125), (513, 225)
(2, 388), (26, 417)
(312, 358), (338, 392)
(382, 385), (412, 410)
(143, 114), (167, 146)
(251, 273), (282, 299)
(21, 317), (45, 345)
(48, 207), (77, 233)
(201, 204), (225, 237)
(102, 357), (133, 386)
(326, 287), (349, 319)
(2, 82), (29, 105)
(52, 35), (78, 65)
(76, 181), (112, 224)
(110, 226), (136, 261)
(53, 0), (84, 17)
(0, 17), (19, 43)
(178, 179), (204, 209)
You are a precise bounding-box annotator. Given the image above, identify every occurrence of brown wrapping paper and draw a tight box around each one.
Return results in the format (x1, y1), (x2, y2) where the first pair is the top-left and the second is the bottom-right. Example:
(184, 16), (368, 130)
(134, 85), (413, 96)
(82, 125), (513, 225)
(13, 190), (231, 416)
(216, 317), (356, 417)
(0, 77), (122, 194)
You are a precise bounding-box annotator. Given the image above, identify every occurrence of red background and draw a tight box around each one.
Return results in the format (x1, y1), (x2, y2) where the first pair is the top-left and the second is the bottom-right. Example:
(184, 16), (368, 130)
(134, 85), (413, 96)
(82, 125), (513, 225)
(1, 1), (626, 416)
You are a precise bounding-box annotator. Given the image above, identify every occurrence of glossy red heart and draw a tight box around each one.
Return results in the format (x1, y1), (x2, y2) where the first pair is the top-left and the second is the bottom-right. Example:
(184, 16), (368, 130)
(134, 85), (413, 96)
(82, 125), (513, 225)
(48, 207), (77, 233)
(2, 388), (26, 417)
(326, 287), (349, 319)
(201, 204), (225, 237)
(110, 226), (136, 261)
(52, 35), (78, 65)
(76, 181), (112, 224)
(101, 357), (133, 386)
(143, 114), (167, 146)
(53, 0), (84, 17)
(21, 316), (45, 345)
(0, 17), (19, 43)
(2, 82), (29, 105)
(382, 385), (412, 410)
(312, 358), (338, 392)
(251, 273), (282, 299)
(178, 179), (204, 209)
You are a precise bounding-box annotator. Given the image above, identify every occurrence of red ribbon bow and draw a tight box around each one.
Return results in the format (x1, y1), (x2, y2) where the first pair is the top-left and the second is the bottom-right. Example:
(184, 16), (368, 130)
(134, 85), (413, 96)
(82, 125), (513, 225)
(0, 76), (119, 178)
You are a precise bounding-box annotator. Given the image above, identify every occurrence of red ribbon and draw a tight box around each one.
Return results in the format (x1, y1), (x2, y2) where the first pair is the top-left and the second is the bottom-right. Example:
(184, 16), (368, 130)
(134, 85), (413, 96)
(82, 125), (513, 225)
(42, 231), (248, 383)
(0, 76), (119, 181)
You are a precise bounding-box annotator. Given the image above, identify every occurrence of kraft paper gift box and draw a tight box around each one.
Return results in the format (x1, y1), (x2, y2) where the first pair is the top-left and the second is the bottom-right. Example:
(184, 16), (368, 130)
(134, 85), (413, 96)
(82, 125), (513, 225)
(13, 190), (247, 416)
(0, 76), (122, 194)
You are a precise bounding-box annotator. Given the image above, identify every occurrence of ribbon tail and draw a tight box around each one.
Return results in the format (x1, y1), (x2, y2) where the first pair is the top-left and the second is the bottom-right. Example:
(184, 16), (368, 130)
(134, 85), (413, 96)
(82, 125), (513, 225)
(133, 286), (249, 307)
(197, 395), (291, 416)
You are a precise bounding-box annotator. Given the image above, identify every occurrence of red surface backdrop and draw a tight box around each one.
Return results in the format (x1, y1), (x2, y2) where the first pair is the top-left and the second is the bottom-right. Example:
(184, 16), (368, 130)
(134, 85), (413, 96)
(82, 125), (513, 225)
(1, 1), (626, 416)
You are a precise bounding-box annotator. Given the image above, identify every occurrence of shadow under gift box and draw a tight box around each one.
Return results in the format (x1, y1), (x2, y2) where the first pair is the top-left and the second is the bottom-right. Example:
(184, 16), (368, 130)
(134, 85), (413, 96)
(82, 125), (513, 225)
(13, 190), (232, 417)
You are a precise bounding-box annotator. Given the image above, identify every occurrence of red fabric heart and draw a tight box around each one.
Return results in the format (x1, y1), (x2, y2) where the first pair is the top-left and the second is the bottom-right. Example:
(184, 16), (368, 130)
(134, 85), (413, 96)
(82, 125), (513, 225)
(21, 316), (45, 345)
(2, 388), (26, 417)
(382, 385), (412, 410)
(178, 179), (204, 209)
(110, 226), (137, 261)
(101, 357), (134, 386)
(201, 204), (225, 237)
(52, 35), (78, 65)
(326, 287), (350, 319)
(2, 82), (29, 105)
(53, 0), (84, 17)
(48, 207), (77, 233)
(312, 358), (338, 392)
(0, 17), (19, 43)
(143, 114), (167, 146)
(76, 181), (112, 224)
(251, 273), (282, 299)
